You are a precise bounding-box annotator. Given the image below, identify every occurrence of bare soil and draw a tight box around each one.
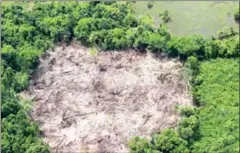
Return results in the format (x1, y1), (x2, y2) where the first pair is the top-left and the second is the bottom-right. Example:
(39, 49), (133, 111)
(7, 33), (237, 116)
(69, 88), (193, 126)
(24, 42), (192, 153)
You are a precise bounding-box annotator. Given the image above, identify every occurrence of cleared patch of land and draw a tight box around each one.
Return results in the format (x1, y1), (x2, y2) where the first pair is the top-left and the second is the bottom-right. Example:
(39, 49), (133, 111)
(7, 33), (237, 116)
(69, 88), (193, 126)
(23, 43), (192, 153)
(134, 1), (239, 37)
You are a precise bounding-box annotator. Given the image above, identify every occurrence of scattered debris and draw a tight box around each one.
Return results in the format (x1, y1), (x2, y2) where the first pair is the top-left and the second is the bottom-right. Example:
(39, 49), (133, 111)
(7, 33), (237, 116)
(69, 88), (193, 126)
(25, 43), (192, 153)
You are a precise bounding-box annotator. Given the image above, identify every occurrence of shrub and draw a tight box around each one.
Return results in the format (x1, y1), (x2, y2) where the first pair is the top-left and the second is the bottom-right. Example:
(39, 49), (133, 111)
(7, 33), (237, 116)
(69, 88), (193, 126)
(159, 10), (171, 23)
(151, 129), (190, 153)
(129, 136), (150, 153)
(147, 2), (153, 9)
(234, 9), (240, 22)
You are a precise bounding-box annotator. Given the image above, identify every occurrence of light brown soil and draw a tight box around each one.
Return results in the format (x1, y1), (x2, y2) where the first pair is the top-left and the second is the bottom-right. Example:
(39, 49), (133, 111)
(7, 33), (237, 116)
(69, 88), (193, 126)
(24, 42), (192, 153)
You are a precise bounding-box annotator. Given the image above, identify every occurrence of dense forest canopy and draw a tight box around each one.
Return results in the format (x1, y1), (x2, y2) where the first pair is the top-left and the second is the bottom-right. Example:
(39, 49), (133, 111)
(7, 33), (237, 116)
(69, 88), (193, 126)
(1, 2), (239, 153)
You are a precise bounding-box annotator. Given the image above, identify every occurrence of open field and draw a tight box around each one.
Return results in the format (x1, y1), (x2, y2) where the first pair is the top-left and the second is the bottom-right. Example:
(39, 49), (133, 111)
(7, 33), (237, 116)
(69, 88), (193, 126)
(134, 1), (239, 37)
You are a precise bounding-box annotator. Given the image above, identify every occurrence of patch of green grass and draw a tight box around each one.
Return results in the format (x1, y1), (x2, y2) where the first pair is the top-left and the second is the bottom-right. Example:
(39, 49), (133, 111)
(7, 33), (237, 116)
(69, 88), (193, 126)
(89, 47), (98, 57)
(134, 1), (239, 38)
(2, 1), (15, 6)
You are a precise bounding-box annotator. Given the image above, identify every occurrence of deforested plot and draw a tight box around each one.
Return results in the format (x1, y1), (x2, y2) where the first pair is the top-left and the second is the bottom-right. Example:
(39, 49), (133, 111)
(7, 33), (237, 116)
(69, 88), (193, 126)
(2, 1), (239, 153)
(24, 43), (192, 153)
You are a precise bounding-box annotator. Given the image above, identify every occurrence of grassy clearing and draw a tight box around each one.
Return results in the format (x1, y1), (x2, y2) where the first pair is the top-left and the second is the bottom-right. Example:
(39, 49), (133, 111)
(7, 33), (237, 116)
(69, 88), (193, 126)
(134, 1), (239, 38)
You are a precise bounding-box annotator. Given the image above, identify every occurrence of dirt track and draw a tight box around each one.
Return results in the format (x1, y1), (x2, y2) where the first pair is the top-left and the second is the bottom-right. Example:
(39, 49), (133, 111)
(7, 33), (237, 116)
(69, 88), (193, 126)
(24, 43), (192, 153)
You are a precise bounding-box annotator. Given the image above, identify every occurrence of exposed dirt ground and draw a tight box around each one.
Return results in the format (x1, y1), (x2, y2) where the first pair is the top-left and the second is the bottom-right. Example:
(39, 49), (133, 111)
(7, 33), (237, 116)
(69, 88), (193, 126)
(24, 42), (192, 153)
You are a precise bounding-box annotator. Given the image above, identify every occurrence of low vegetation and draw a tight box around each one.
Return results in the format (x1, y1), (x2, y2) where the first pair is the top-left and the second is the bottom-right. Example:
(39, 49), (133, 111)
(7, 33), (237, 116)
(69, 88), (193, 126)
(1, 1), (239, 153)
(191, 58), (239, 153)
(147, 2), (153, 9)
(159, 10), (171, 23)
(234, 9), (240, 22)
